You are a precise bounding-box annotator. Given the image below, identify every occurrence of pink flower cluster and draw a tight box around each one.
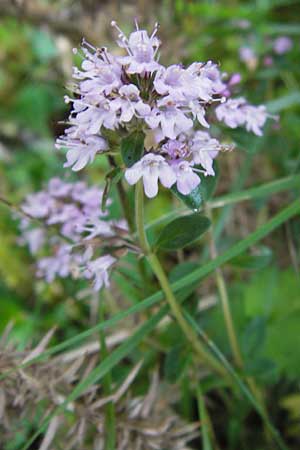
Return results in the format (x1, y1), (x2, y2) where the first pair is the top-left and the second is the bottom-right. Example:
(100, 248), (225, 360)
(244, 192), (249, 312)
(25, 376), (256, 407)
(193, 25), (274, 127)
(56, 21), (270, 198)
(19, 178), (122, 291)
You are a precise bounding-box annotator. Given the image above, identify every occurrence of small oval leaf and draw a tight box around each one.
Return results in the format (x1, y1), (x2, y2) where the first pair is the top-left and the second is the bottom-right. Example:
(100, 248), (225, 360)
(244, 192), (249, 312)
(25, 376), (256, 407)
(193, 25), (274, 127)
(155, 214), (211, 251)
(171, 183), (203, 210)
(171, 161), (219, 210)
(121, 130), (145, 168)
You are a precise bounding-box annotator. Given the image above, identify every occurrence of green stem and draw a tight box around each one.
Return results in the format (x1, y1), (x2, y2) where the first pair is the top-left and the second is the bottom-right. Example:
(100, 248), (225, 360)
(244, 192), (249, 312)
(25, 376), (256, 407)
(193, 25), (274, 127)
(99, 298), (116, 450)
(135, 181), (227, 378)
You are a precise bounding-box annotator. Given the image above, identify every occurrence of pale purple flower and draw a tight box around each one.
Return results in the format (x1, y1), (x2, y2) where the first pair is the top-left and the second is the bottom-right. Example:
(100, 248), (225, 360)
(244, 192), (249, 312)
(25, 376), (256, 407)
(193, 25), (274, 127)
(113, 22), (161, 74)
(146, 100), (193, 141)
(22, 192), (54, 218)
(273, 36), (293, 55)
(56, 132), (107, 171)
(37, 245), (77, 283)
(110, 84), (151, 123)
(80, 218), (114, 240)
(263, 55), (274, 67)
(215, 98), (247, 128)
(48, 178), (72, 198)
(73, 42), (122, 94)
(190, 131), (219, 176)
(125, 153), (176, 198)
(243, 104), (268, 136)
(18, 179), (119, 290)
(228, 73), (242, 87)
(216, 98), (269, 136)
(153, 65), (198, 100)
(239, 47), (255, 63)
(82, 254), (116, 291)
(162, 139), (189, 160)
(186, 61), (226, 100)
(173, 160), (200, 195)
(78, 55), (122, 96)
(22, 228), (45, 254)
(188, 100), (209, 128)
(239, 47), (258, 70)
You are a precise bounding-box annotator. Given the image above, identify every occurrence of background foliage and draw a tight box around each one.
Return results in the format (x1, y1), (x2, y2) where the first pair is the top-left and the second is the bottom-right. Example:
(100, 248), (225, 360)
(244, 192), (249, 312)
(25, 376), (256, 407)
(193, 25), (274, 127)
(0, 1), (299, 449)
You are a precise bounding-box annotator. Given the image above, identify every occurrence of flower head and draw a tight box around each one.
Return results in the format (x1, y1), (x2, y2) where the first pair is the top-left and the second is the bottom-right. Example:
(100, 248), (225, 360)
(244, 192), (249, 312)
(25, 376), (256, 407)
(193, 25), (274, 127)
(55, 20), (271, 199)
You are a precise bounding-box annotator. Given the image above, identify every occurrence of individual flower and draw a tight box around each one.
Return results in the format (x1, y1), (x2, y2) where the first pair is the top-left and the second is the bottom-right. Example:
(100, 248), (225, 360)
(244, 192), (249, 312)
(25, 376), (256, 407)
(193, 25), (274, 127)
(125, 153), (176, 198)
(113, 21), (161, 74)
(190, 131), (220, 176)
(161, 139), (189, 160)
(273, 36), (293, 55)
(146, 99), (193, 141)
(239, 47), (258, 70)
(22, 192), (55, 219)
(153, 65), (198, 101)
(215, 98), (269, 136)
(56, 128), (108, 171)
(37, 245), (79, 283)
(243, 104), (269, 136)
(82, 254), (116, 291)
(173, 160), (201, 195)
(110, 84), (151, 123)
(215, 97), (247, 128)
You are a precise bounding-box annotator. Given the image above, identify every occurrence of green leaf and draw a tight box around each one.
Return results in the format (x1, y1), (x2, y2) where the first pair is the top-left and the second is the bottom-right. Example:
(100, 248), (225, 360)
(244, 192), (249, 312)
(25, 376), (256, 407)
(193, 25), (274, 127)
(198, 161), (219, 202)
(155, 214), (211, 250)
(171, 183), (203, 210)
(170, 162), (219, 210)
(230, 245), (273, 270)
(102, 167), (123, 212)
(121, 130), (145, 167)
(241, 317), (266, 357)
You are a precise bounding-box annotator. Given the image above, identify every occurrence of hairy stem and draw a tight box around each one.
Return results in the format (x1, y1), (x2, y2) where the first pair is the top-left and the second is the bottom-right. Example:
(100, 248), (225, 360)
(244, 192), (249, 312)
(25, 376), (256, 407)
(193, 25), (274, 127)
(135, 181), (228, 378)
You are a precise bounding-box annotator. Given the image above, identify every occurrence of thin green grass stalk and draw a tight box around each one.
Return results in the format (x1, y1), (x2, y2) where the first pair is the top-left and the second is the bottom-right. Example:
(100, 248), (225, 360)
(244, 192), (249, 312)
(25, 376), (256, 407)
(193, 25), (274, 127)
(135, 181), (228, 378)
(206, 205), (271, 441)
(99, 298), (116, 450)
(206, 206), (243, 368)
(196, 384), (214, 450)
(185, 311), (291, 450)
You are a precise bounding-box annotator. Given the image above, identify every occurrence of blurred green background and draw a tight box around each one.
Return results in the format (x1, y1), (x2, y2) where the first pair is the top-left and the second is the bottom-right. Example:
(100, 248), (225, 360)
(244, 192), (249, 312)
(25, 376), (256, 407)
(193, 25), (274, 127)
(0, 1), (300, 448)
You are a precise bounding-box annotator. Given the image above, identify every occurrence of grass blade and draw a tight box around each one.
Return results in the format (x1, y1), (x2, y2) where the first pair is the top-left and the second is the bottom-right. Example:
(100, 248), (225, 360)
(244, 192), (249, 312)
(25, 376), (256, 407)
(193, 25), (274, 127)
(146, 174), (300, 231)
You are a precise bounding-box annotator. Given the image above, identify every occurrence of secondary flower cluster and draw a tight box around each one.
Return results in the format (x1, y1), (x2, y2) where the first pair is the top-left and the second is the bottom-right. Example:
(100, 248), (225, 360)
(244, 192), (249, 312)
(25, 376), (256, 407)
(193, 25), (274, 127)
(19, 178), (124, 291)
(56, 21), (270, 198)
